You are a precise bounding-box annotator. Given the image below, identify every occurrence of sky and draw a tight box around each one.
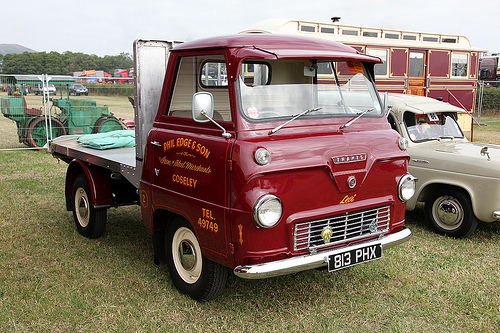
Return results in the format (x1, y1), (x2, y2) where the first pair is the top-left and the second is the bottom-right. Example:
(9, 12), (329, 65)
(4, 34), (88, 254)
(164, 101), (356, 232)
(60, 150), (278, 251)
(1, 0), (499, 57)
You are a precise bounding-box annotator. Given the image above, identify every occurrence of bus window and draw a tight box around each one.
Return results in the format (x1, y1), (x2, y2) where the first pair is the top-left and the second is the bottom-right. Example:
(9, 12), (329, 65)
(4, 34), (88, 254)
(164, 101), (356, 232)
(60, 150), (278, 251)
(367, 48), (388, 76)
(451, 53), (468, 77)
(409, 52), (425, 77)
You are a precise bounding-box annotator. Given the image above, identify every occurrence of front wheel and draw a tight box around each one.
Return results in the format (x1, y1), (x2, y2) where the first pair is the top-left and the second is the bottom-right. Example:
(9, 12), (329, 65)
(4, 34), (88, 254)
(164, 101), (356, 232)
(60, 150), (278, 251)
(424, 188), (478, 238)
(165, 218), (228, 301)
(72, 175), (107, 238)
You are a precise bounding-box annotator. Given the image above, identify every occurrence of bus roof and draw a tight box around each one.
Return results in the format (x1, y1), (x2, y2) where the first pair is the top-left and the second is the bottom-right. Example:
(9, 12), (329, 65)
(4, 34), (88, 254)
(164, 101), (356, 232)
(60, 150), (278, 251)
(241, 18), (487, 53)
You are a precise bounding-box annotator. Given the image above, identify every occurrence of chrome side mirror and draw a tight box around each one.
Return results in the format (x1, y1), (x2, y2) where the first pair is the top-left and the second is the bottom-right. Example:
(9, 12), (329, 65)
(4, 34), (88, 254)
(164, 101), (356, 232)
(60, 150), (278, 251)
(192, 92), (214, 122)
(191, 91), (231, 139)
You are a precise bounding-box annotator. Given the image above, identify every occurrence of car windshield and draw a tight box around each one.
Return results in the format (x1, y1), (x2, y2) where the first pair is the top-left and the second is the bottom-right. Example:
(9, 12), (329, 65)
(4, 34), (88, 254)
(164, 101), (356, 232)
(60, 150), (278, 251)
(406, 113), (464, 142)
(236, 59), (382, 122)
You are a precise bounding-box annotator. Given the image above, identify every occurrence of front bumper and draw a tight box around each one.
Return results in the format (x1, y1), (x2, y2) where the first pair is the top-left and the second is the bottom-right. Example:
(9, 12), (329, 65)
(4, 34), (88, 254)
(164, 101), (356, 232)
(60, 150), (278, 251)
(234, 227), (411, 279)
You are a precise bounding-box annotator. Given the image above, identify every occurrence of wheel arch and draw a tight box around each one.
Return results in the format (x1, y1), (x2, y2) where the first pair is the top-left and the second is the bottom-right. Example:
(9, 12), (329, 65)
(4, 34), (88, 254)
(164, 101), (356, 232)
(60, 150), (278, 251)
(65, 160), (113, 211)
(418, 182), (474, 203)
(151, 209), (189, 266)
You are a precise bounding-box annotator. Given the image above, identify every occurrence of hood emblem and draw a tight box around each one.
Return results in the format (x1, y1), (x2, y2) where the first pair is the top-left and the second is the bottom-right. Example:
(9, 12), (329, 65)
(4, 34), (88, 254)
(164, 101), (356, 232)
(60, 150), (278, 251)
(481, 146), (490, 161)
(332, 153), (367, 165)
(321, 227), (333, 244)
(369, 219), (378, 233)
(347, 176), (357, 189)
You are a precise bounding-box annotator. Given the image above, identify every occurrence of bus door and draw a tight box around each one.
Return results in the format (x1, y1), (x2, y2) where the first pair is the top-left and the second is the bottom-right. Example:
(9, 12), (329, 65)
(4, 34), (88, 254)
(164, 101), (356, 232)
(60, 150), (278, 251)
(407, 50), (427, 96)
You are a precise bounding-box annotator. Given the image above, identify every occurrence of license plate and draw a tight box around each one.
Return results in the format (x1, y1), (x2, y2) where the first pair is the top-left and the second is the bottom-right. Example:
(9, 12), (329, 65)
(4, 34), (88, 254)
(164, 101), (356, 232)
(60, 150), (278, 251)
(328, 244), (382, 272)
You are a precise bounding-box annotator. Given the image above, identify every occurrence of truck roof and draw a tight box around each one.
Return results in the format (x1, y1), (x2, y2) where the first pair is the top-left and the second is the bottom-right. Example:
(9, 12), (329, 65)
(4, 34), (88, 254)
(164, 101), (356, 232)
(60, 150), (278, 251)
(172, 34), (382, 63)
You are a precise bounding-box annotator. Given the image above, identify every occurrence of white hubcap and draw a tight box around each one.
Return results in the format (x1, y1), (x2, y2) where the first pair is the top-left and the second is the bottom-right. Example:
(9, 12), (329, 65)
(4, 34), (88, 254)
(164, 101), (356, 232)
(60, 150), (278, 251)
(172, 227), (202, 284)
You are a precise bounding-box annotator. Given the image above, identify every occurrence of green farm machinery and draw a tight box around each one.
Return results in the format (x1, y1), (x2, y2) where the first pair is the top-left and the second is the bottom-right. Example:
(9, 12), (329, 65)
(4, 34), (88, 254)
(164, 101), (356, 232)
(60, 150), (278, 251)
(1, 75), (125, 148)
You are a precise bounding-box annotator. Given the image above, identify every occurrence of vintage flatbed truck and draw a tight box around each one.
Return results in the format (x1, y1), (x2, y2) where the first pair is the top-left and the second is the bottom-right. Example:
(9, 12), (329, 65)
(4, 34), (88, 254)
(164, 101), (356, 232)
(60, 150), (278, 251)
(49, 35), (416, 301)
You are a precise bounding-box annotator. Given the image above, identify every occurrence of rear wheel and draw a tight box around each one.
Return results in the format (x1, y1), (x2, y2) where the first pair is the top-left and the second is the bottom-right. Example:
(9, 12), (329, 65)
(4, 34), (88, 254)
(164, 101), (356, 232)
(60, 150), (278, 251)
(93, 117), (124, 133)
(27, 117), (66, 148)
(72, 175), (107, 238)
(425, 188), (478, 238)
(165, 218), (228, 301)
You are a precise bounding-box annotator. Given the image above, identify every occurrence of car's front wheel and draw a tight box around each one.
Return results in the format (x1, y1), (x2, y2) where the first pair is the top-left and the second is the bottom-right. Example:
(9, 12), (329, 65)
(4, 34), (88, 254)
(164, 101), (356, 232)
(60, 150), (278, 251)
(425, 188), (478, 238)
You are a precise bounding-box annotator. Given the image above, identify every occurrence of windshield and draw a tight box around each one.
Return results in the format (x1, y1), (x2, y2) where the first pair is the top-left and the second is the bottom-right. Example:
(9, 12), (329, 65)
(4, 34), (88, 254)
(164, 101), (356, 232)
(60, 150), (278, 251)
(406, 113), (464, 142)
(237, 60), (382, 122)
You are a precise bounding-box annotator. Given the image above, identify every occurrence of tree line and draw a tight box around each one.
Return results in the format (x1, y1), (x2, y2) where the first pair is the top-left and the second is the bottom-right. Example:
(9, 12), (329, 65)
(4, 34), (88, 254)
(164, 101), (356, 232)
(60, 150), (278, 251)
(0, 52), (134, 76)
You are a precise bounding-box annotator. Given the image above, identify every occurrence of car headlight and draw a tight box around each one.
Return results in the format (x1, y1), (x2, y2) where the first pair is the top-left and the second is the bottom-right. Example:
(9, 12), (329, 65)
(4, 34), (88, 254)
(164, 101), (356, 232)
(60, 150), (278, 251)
(398, 174), (417, 202)
(253, 194), (282, 228)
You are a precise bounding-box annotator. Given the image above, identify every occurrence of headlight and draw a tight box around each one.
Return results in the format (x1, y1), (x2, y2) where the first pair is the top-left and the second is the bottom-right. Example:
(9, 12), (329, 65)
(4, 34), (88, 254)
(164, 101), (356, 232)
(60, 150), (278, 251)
(253, 194), (282, 228)
(398, 174), (417, 202)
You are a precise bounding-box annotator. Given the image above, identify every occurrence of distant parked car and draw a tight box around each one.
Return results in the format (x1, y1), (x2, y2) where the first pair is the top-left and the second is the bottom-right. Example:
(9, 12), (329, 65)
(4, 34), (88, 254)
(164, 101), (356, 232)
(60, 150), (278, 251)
(387, 93), (500, 238)
(32, 84), (56, 95)
(68, 84), (89, 96)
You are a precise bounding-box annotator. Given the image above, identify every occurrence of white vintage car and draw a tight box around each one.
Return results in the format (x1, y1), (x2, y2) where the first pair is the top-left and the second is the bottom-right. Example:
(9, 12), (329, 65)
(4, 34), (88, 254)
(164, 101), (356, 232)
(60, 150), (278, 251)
(387, 93), (500, 238)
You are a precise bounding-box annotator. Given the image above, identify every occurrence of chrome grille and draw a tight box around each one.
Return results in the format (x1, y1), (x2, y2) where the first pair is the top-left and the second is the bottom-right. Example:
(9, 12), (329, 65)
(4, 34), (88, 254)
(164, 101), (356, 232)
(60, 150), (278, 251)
(293, 206), (390, 252)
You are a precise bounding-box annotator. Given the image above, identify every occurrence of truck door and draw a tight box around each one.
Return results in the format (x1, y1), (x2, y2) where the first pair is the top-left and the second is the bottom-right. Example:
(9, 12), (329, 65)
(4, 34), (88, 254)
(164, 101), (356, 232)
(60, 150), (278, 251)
(150, 54), (235, 264)
(408, 50), (427, 96)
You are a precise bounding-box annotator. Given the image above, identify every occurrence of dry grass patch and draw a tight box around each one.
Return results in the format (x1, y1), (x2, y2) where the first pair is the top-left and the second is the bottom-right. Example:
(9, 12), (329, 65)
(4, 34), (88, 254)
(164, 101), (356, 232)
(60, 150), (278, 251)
(1, 117), (500, 332)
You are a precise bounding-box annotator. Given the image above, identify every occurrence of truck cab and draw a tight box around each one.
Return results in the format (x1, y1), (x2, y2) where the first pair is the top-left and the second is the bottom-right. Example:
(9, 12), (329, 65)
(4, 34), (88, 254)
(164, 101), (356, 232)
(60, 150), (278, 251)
(139, 34), (415, 300)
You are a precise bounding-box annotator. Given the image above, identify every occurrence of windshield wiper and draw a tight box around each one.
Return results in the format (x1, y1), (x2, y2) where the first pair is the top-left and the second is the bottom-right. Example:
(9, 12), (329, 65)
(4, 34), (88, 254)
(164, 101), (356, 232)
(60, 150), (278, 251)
(414, 137), (441, 143)
(340, 107), (375, 129)
(269, 107), (322, 135)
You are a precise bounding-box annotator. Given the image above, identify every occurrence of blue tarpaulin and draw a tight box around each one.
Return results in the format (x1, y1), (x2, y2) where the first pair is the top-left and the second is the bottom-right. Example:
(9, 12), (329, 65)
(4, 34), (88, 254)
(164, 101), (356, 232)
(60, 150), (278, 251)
(77, 130), (135, 150)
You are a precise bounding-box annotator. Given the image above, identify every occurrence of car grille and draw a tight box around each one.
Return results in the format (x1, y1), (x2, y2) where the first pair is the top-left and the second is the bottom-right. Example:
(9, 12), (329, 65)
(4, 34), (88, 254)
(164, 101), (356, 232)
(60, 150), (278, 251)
(293, 206), (390, 252)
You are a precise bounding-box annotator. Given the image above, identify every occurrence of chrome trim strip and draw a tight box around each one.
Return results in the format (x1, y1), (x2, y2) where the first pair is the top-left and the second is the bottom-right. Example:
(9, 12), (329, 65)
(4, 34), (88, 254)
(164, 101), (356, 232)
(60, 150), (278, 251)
(234, 228), (411, 279)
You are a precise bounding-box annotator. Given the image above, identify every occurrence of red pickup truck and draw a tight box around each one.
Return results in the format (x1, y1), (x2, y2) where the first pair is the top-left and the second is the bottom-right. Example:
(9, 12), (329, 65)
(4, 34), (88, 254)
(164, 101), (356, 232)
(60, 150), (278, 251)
(50, 35), (416, 301)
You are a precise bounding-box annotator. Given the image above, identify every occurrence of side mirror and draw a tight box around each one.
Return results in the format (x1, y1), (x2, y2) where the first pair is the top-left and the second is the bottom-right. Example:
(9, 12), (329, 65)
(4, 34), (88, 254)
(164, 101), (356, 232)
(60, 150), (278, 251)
(191, 91), (231, 139)
(192, 92), (214, 122)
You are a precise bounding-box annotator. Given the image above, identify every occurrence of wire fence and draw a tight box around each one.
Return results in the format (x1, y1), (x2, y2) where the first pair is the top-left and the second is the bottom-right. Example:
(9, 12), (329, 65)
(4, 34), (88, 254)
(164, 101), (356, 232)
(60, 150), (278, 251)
(0, 74), (135, 151)
(477, 81), (500, 117)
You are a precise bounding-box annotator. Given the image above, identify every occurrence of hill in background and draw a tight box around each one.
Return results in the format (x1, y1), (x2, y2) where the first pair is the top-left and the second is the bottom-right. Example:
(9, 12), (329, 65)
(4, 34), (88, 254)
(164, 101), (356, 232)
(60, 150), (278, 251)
(0, 44), (36, 55)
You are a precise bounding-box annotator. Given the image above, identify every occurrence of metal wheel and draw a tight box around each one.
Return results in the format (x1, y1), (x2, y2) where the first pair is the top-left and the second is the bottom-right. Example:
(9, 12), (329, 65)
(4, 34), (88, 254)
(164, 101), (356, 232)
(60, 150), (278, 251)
(72, 175), (107, 239)
(93, 117), (124, 134)
(27, 117), (66, 148)
(165, 218), (228, 301)
(425, 188), (478, 238)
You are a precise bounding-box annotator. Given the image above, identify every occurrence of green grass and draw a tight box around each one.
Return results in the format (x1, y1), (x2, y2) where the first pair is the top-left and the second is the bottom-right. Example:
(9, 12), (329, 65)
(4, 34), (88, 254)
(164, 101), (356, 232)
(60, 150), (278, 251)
(1, 118), (500, 332)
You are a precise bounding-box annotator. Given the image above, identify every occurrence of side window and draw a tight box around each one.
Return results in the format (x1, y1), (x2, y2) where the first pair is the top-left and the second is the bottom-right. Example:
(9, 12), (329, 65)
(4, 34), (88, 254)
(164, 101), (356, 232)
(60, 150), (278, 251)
(167, 55), (232, 121)
(240, 62), (270, 86)
(201, 62), (227, 87)
(451, 53), (468, 77)
(409, 51), (425, 77)
(366, 48), (388, 77)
